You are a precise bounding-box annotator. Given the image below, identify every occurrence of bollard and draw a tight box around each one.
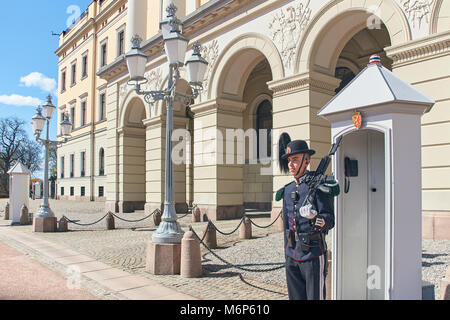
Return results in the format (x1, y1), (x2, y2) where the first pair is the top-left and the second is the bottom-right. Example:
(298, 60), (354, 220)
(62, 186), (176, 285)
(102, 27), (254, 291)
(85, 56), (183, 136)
(4, 202), (10, 220)
(192, 207), (201, 223)
(203, 222), (217, 249)
(58, 217), (68, 232)
(153, 209), (162, 226)
(239, 217), (252, 240)
(106, 212), (115, 230)
(20, 205), (30, 225)
(180, 231), (202, 278)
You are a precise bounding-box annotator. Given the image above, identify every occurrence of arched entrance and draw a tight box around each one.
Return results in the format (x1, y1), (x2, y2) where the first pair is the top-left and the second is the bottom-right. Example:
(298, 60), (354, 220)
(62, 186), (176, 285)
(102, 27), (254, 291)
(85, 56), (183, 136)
(192, 34), (282, 220)
(118, 96), (147, 213)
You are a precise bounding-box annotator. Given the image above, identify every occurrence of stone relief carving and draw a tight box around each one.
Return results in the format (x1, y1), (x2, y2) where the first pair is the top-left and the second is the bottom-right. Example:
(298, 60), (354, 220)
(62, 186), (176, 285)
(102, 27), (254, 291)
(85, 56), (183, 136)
(401, 0), (434, 28)
(119, 82), (128, 106)
(269, 0), (312, 69)
(200, 39), (219, 99)
(142, 68), (164, 92)
(119, 68), (164, 106)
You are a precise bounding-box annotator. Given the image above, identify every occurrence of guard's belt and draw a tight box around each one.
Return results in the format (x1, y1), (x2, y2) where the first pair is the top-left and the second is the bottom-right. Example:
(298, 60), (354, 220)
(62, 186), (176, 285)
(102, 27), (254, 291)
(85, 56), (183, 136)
(308, 233), (323, 241)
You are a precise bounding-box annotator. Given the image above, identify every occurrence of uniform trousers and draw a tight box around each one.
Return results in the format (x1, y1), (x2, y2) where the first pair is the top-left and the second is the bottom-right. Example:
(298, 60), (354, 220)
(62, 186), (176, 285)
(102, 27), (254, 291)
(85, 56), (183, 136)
(285, 254), (327, 300)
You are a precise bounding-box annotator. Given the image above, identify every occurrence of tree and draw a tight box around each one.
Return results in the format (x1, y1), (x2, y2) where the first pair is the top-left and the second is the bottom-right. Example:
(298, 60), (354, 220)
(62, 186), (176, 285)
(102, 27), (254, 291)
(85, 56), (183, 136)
(0, 117), (42, 193)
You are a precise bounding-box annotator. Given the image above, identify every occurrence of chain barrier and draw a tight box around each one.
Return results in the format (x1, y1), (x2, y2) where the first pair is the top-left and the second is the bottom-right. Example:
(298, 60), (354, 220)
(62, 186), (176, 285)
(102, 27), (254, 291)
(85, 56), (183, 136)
(176, 204), (198, 221)
(63, 209), (160, 226)
(208, 211), (282, 236)
(63, 213), (109, 226)
(110, 209), (160, 223)
(247, 211), (282, 229)
(190, 226), (285, 273)
(210, 216), (246, 236)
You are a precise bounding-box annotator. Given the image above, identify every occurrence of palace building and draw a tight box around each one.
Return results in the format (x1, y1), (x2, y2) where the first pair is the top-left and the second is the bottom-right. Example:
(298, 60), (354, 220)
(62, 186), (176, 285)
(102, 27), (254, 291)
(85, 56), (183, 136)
(56, 0), (450, 239)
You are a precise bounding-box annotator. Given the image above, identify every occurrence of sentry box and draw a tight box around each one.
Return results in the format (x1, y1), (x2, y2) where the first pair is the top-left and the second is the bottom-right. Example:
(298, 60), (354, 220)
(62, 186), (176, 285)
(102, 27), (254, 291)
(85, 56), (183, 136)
(7, 162), (31, 225)
(318, 55), (434, 300)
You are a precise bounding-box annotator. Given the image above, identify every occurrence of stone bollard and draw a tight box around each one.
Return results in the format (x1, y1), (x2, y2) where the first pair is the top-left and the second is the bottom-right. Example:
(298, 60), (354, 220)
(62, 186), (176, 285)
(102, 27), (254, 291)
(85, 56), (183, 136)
(106, 212), (115, 230)
(58, 217), (68, 232)
(4, 202), (10, 220)
(239, 217), (252, 240)
(20, 205), (30, 225)
(203, 222), (217, 249)
(153, 209), (162, 226)
(192, 207), (201, 223)
(180, 231), (202, 278)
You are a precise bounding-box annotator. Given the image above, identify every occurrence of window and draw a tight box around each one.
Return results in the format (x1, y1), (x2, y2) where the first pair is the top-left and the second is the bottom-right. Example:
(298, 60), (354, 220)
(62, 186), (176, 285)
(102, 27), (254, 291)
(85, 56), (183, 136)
(81, 151), (86, 177)
(118, 30), (125, 56)
(71, 62), (76, 85)
(60, 156), (65, 179)
(256, 100), (273, 159)
(81, 101), (86, 126)
(101, 43), (107, 67)
(81, 187), (85, 197)
(60, 187), (64, 196)
(70, 187), (74, 196)
(70, 154), (74, 178)
(98, 186), (104, 197)
(99, 93), (106, 121)
(82, 54), (88, 78)
(99, 148), (105, 176)
(61, 70), (66, 92)
(70, 106), (75, 129)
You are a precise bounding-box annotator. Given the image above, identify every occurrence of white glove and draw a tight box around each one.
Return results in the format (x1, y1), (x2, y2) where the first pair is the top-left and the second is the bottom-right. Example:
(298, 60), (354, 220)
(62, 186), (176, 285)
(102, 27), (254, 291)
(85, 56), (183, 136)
(299, 204), (318, 220)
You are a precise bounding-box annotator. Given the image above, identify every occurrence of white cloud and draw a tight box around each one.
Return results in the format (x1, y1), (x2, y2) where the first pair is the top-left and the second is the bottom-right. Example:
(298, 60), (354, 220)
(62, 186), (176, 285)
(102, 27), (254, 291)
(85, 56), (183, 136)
(0, 94), (42, 107)
(20, 72), (57, 93)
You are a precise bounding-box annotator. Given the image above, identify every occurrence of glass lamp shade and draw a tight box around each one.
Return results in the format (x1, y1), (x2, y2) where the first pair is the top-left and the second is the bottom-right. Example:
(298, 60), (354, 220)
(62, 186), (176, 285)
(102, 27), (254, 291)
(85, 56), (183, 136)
(164, 31), (188, 65)
(32, 109), (46, 134)
(126, 46), (148, 82)
(160, 19), (172, 40)
(60, 118), (72, 136)
(186, 53), (208, 84)
(42, 96), (56, 119)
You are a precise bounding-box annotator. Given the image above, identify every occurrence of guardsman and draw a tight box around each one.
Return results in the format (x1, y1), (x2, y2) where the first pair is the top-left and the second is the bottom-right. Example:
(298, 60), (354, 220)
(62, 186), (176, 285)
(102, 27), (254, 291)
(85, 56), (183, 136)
(276, 137), (335, 300)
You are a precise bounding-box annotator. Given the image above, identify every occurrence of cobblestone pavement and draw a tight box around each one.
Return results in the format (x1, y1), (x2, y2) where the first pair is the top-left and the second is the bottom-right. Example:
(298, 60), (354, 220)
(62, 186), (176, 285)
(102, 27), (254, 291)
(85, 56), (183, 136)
(0, 199), (448, 300)
(0, 199), (288, 300)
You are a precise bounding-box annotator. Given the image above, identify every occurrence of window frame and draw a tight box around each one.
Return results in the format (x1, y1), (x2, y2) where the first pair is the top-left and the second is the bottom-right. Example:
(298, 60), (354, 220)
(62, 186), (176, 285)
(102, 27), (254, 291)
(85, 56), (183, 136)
(81, 51), (89, 79)
(100, 38), (108, 68)
(116, 25), (126, 57)
(61, 68), (67, 92)
(99, 91), (106, 121)
(70, 60), (77, 86)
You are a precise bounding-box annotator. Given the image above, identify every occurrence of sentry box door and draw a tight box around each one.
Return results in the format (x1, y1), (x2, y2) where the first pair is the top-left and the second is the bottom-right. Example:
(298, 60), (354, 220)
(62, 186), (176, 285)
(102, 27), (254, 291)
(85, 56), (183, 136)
(336, 129), (386, 300)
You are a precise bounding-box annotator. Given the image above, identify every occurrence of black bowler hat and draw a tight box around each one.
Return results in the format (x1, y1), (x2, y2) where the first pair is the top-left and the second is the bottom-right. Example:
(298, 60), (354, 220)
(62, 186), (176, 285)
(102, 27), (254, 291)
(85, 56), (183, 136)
(281, 140), (316, 159)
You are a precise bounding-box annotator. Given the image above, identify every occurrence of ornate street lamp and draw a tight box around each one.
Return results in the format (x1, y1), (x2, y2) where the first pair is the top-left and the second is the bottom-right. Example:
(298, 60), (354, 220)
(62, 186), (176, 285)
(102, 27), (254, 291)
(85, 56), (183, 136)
(31, 94), (72, 232)
(126, 5), (208, 247)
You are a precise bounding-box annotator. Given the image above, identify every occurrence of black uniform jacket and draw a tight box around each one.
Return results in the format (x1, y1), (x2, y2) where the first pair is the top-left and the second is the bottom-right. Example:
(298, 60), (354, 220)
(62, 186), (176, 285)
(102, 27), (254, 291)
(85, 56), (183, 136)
(282, 172), (335, 261)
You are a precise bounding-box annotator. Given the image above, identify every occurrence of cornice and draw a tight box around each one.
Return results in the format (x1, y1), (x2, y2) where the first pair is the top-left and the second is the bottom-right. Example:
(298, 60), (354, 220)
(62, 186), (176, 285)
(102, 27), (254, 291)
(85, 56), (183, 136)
(55, 19), (95, 57)
(386, 30), (450, 67)
(267, 71), (341, 97)
(56, 0), (127, 58)
(97, 0), (255, 82)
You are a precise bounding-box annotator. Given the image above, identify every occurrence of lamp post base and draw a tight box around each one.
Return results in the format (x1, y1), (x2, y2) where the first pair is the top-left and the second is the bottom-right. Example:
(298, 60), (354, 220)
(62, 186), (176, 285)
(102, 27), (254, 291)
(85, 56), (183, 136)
(146, 242), (181, 275)
(33, 217), (57, 233)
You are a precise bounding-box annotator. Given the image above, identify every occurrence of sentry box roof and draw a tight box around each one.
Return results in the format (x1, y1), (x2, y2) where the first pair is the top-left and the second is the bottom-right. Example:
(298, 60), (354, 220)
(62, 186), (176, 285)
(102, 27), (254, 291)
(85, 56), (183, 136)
(318, 57), (435, 118)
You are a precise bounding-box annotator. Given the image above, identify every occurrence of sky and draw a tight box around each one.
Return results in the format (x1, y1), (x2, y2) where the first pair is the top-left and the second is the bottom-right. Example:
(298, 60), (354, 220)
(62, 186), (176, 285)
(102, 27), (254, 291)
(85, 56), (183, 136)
(0, 1), (92, 177)
(0, 0), (92, 141)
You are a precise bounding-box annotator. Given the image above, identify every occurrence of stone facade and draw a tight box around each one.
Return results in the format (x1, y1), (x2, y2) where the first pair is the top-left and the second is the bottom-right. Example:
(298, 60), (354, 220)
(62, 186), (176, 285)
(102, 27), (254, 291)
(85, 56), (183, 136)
(56, 0), (450, 237)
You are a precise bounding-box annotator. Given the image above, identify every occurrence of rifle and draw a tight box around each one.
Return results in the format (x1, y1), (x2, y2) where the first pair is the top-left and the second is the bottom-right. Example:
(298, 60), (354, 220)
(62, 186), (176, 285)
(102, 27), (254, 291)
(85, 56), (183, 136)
(301, 135), (343, 207)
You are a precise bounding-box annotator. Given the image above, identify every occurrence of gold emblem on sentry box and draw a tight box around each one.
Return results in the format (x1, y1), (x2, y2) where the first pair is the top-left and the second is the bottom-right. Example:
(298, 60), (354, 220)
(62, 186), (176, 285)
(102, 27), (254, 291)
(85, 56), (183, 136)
(352, 111), (362, 130)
